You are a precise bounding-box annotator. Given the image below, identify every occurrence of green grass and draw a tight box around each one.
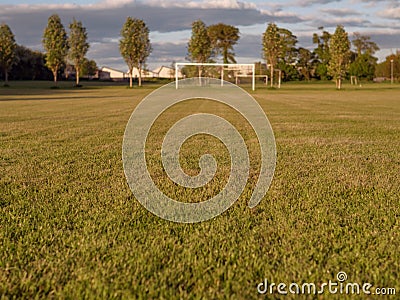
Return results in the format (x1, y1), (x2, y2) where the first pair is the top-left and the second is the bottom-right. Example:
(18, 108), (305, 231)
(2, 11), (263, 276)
(1, 81), (399, 299)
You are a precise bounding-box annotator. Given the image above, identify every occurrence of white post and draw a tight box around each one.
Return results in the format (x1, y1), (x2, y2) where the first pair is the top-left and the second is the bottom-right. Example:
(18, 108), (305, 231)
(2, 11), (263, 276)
(173, 63), (256, 89)
(175, 63), (178, 89)
(252, 64), (255, 91)
(391, 59), (394, 84)
(278, 70), (281, 89)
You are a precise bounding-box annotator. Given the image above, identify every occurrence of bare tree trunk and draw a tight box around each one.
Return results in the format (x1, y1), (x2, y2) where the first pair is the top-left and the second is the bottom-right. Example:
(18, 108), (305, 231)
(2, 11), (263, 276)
(338, 76), (342, 90)
(5, 70), (8, 84)
(270, 65), (274, 87)
(53, 69), (58, 86)
(129, 71), (133, 88)
(138, 64), (142, 87)
(198, 66), (202, 86)
(76, 67), (80, 86)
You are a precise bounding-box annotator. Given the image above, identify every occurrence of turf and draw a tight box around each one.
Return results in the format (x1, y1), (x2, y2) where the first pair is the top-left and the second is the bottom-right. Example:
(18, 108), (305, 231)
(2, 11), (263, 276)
(0, 81), (399, 299)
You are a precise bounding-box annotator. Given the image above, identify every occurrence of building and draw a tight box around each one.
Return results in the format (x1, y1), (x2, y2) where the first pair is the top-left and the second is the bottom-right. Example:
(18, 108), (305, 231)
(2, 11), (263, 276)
(99, 67), (127, 81)
(153, 66), (183, 79)
(128, 68), (156, 78)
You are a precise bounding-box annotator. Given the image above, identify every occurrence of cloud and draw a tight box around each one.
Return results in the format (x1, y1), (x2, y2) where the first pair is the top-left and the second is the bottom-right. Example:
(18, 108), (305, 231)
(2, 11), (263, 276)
(0, 0), (305, 47)
(145, 0), (258, 9)
(308, 15), (371, 28)
(320, 8), (361, 16)
(296, 0), (342, 7)
(0, 0), (398, 67)
(378, 7), (400, 19)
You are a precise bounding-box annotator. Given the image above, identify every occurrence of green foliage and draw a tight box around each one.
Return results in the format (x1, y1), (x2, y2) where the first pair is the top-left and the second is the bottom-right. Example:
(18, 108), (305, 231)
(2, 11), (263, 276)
(349, 53), (377, 80)
(262, 23), (281, 68)
(119, 17), (152, 87)
(279, 28), (297, 65)
(254, 61), (268, 76)
(187, 20), (211, 63)
(297, 47), (316, 81)
(68, 19), (89, 85)
(9, 45), (52, 80)
(187, 20), (212, 77)
(207, 23), (240, 63)
(352, 32), (379, 56)
(277, 61), (299, 82)
(348, 33), (379, 80)
(181, 65), (197, 78)
(375, 52), (400, 81)
(313, 28), (331, 64)
(0, 23), (16, 83)
(81, 58), (98, 78)
(42, 14), (68, 85)
(262, 23), (297, 86)
(328, 25), (351, 89)
(262, 23), (282, 87)
(313, 27), (332, 80)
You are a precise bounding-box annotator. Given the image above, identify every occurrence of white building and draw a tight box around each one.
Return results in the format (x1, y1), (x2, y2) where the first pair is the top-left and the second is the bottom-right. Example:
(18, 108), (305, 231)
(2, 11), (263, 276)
(128, 68), (156, 78)
(153, 66), (183, 79)
(100, 65), (184, 81)
(100, 67), (127, 80)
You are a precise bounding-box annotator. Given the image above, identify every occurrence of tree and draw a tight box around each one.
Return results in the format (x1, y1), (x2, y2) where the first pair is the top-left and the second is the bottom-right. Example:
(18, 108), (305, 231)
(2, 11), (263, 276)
(349, 53), (377, 81)
(81, 58), (98, 79)
(68, 18), (89, 86)
(10, 44), (52, 80)
(0, 23), (16, 85)
(187, 20), (212, 77)
(297, 47), (316, 81)
(262, 23), (281, 87)
(276, 28), (298, 82)
(349, 33), (379, 81)
(313, 27), (331, 80)
(42, 15), (68, 85)
(279, 28), (298, 64)
(207, 23), (240, 63)
(262, 23), (294, 87)
(352, 32), (379, 56)
(328, 25), (351, 89)
(375, 52), (400, 81)
(120, 17), (152, 88)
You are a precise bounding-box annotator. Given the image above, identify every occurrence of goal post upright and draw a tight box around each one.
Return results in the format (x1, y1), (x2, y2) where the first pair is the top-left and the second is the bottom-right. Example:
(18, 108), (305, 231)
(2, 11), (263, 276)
(175, 62), (256, 91)
(175, 62), (179, 89)
(252, 64), (255, 92)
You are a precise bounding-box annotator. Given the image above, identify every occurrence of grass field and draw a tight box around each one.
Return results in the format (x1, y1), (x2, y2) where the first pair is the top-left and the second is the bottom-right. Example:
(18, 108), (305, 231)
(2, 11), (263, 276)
(1, 81), (399, 299)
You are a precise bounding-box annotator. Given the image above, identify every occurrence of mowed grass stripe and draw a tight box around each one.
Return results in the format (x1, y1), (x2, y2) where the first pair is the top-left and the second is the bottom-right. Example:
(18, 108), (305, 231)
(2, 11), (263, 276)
(0, 83), (399, 299)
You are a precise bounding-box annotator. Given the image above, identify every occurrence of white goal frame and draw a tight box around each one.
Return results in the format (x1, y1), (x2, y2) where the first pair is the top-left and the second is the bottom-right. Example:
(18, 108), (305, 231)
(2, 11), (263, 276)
(175, 62), (256, 90)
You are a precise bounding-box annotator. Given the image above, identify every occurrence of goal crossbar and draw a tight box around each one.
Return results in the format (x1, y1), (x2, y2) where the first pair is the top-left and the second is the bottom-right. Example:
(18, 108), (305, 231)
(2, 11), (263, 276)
(175, 62), (255, 90)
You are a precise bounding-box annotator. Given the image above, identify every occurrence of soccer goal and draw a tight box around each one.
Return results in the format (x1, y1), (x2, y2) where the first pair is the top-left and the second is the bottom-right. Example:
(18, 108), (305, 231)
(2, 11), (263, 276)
(175, 62), (256, 90)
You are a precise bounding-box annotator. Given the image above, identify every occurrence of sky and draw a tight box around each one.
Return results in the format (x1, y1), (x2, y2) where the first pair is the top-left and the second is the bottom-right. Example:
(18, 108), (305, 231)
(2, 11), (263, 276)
(0, 0), (399, 71)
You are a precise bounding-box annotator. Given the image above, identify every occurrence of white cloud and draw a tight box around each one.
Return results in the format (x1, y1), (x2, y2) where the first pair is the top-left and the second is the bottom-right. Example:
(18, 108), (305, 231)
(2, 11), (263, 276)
(296, 0), (342, 7)
(87, 0), (135, 9)
(320, 8), (361, 16)
(378, 7), (400, 19)
(145, 0), (257, 9)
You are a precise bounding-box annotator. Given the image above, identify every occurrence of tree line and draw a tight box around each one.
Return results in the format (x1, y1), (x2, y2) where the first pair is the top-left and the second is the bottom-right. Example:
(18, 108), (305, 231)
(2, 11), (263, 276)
(187, 20), (398, 89)
(0, 15), (151, 88)
(1, 17), (399, 88)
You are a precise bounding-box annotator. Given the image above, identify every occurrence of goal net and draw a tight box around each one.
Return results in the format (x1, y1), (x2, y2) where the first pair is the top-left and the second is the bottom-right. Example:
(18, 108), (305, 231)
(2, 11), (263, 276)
(175, 63), (256, 90)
